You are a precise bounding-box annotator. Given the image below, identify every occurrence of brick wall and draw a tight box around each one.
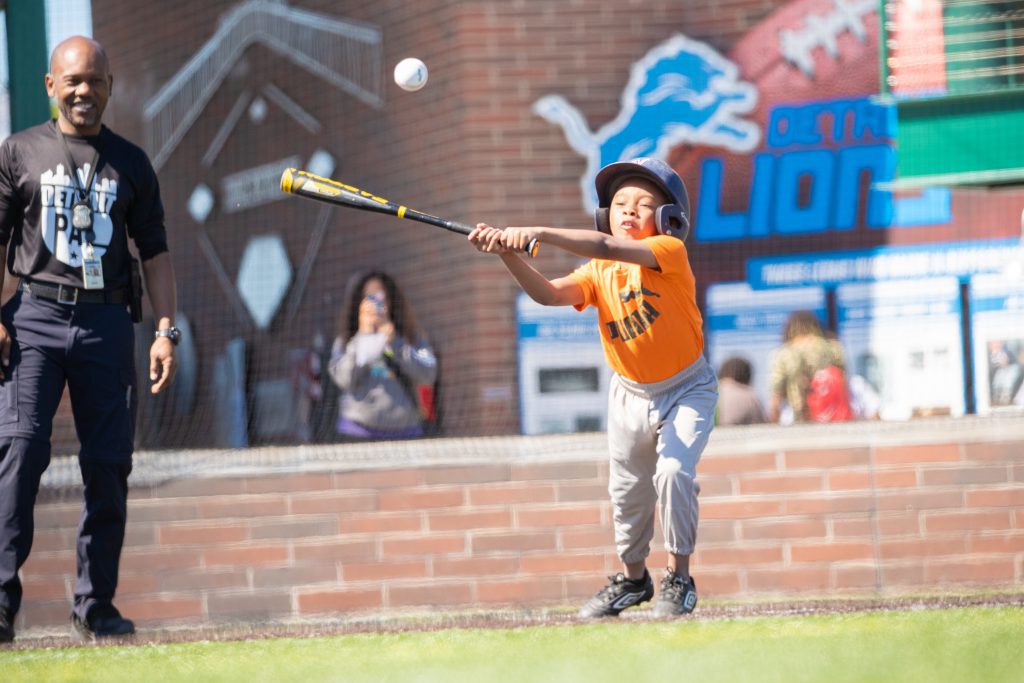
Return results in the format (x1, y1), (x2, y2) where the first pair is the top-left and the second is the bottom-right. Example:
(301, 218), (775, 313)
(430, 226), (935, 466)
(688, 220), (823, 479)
(13, 417), (1023, 632)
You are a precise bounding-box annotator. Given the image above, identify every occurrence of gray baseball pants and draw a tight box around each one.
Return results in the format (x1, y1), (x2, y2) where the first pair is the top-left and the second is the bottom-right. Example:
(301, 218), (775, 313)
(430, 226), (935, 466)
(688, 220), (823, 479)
(606, 355), (718, 564)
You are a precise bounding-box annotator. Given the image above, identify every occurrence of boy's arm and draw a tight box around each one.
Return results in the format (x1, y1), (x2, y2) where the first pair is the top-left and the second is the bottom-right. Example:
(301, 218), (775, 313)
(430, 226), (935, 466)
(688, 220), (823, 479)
(469, 225), (582, 306)
(501, 226), (659, 269)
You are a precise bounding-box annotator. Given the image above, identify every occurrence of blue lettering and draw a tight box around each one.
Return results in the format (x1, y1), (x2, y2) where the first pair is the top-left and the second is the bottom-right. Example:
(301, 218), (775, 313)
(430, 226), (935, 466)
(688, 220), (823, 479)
(832, 144), (895, 230)
(775, 150), (833, 234)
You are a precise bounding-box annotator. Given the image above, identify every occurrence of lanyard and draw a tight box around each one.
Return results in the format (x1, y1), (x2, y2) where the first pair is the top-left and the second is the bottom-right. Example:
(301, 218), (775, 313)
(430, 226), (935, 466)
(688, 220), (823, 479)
(55, 123), (100, 242)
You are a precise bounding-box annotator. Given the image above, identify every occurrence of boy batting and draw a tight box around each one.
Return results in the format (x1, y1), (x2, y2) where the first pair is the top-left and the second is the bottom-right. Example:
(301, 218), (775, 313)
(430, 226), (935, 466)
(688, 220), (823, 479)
(469, 158), (717, 618)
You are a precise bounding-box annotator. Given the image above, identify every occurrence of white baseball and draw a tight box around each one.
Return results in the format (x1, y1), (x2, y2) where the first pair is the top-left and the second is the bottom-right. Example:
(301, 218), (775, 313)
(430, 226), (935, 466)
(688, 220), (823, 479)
(394, 58), (428, 92)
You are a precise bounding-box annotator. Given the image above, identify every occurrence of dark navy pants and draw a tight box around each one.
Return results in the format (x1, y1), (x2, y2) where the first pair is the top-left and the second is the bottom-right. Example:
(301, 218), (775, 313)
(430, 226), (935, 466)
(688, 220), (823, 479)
(0, 288), (136, 621)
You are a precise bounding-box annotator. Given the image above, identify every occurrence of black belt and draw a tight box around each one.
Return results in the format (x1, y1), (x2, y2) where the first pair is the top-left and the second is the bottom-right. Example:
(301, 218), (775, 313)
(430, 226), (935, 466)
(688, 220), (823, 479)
(22, 280), (129, 305)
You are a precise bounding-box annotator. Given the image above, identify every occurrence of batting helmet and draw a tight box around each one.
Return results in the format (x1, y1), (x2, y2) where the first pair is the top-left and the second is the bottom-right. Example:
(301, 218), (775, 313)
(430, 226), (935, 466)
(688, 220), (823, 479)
(593, 157), (690, 241)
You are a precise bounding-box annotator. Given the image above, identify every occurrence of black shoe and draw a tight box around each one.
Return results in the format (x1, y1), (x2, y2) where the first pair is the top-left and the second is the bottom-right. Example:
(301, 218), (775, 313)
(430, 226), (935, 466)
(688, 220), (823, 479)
(577, 571), (654, 618)
(652, 568), (698, 617)
(71, 604), (135, 640)
(0, 608), (13, 643)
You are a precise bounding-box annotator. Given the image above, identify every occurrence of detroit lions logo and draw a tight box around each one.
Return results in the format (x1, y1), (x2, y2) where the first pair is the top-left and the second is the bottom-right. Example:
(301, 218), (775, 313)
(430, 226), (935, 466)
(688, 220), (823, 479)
(533, 34), (760, 211)
(39, 164), (116, 267)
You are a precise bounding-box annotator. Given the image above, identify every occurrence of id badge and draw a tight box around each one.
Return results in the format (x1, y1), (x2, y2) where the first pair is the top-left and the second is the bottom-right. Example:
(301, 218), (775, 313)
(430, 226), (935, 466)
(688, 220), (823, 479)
(82, 242), (104, 289)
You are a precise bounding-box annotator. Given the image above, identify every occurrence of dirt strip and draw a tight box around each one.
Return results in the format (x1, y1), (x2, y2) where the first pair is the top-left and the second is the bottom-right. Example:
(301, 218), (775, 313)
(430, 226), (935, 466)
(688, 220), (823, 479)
(4, 591), (1022, 651)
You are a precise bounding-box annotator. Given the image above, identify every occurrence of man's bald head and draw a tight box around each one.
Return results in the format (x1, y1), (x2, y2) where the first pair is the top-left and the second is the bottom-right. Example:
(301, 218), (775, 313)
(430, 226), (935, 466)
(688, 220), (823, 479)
(50, 36), (109, 76)
(45, 35), (112, 135)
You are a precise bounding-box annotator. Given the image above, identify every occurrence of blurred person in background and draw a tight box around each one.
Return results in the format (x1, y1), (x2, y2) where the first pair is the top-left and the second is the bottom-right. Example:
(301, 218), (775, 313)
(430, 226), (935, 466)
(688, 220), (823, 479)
(768, 310), (851, 424)
(716, 356), (765, 426)
(328, 270), (437, 440)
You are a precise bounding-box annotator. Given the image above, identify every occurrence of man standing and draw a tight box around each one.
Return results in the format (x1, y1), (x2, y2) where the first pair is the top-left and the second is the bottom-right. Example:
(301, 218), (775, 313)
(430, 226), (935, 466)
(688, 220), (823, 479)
(0, 36), (179, 642)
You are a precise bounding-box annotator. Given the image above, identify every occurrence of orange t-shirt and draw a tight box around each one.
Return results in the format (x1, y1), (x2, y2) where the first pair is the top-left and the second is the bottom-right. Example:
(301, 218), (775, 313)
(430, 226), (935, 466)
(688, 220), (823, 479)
(568, 235), (703, 383)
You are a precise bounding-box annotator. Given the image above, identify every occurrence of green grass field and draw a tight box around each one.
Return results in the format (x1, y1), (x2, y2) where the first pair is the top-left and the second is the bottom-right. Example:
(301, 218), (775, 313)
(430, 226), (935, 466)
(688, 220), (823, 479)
(2, 606), (1021, 683)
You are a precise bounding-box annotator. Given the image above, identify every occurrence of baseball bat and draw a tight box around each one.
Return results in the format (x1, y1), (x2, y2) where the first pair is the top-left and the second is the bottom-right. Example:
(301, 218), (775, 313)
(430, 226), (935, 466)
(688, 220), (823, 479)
(280, 168), (539, 257)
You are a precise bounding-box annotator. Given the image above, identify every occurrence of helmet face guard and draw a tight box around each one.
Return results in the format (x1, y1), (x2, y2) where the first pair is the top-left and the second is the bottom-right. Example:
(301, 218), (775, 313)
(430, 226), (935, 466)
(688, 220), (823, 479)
(593, 158), (690, 242)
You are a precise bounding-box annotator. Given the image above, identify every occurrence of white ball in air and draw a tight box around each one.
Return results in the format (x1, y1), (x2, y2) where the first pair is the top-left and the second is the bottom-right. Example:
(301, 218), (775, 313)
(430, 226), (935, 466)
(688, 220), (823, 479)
(394, 58), (428, 92)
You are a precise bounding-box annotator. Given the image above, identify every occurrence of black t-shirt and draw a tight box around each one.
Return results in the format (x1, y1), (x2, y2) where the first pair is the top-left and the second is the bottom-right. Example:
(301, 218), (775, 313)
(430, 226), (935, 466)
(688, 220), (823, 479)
(0, 120), (168, 290)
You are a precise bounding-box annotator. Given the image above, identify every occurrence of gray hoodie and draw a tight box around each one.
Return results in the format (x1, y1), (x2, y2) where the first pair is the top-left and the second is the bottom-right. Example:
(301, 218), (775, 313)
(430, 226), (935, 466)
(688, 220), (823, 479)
(329, 332), (437, 433)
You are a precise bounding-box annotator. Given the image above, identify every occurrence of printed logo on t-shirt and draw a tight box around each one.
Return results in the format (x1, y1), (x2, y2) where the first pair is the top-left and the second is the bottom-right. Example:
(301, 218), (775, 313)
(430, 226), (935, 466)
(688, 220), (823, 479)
(39, 163), (116, 267)
(606, 286), (662, 343)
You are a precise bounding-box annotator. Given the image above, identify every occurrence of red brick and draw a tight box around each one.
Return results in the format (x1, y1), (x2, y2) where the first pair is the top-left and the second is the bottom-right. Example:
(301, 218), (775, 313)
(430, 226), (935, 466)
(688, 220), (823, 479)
(380, 534), (467, 558)
(248, 517), (339, 540)
(697, 475), (734, 497)
(378, 487), (465, 511)
(876, 513), (921, 536)
(967, 533), (1024, 554)
(471, 531), (558, 553)
(561, 527), (614, 550)
(245, 473), (334, 494)
(962, 441), (1020, 463)
(833, 565), (880, 590)
(338, 512), (423, 534)
(333, 468), (424, 489)
(878, 561), (927, 587)
(510, 461), (601, 481)
(203, 545), (290, 567)
(388, 582), (474, 607)
(118, 548), (202, 573)
(253, 564), (339, 588)
(784, 494), (873, 515)
(158, 522), (248, 545)
(695, 545), (784, 566)
(476, 578), (565, 604)
(874, 443), (960, 465)
(433, 557), (518, 578)
(923, 511), (1013, 533)
(964, 487), (1024, 508)
(921, 465), (1011, 487)
(925, 559), (1016, 583)
(689, 570), (742, 597)
(517, 505), (603, 528)
(790, 542), (874, 563)
(556, 481), (609, 502)
(693, 518), (736, 544)
(699, 452), (777, 475)
(832, 517), (873, 537)
(160, 569), (249, 592)
(747, 567), (831, 592)
(198, 497), (289, 519)
(293, 539), (378, 563)
(741, 520), (827, 540)
(126, 500), (201, 523)
(701, 499), (785, 520)
(428, 509), (512, 531)
(469, 482), (557, 505)
(875, 490), (963, 512)
(19, 576), (68, 600)
(288, 492), (377, 514)
(738, 474), (823, 495)
(518, 553), (606, 574)
(423, 464), (510, 485)
(342, 561), (427, 582)
(152, 477), (248, 499)
(208, 592), (292, 618)
(784, 448), (870, 470)
(116, 596), (205, 623)
(116, 573), (161, 596)
(298, 588), (382, 614)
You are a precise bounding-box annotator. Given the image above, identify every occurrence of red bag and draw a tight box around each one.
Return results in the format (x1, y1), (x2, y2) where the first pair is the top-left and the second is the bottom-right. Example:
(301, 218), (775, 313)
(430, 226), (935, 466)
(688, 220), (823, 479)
(807, 365), (854, 422)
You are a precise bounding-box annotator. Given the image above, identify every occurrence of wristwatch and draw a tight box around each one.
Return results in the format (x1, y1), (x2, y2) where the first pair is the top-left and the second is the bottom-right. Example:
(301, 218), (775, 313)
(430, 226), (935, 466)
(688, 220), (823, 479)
(154, 327), (182, 346)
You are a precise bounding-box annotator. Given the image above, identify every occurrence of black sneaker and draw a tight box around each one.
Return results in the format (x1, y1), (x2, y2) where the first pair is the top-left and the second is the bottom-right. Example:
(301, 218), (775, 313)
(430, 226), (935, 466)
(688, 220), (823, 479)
(71, 604), (135, 640)
(577, 571), (654, 618)
(0, 608), (13, 643)
(652, 568), (698, 617)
